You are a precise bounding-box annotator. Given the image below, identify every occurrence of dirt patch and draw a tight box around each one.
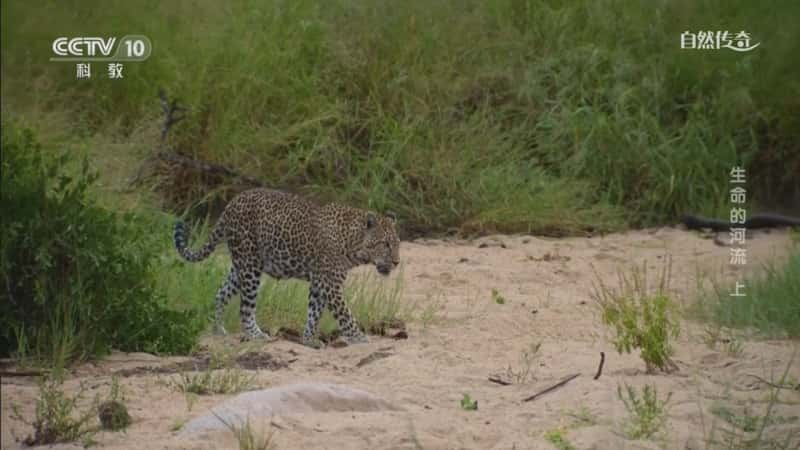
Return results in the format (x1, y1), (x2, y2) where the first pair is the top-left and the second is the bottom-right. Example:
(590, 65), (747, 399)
(112, 351), (292, 377)
(2, 228), (798, 450)
(355, 348), (395, 368)
(276, 318), (407, 347)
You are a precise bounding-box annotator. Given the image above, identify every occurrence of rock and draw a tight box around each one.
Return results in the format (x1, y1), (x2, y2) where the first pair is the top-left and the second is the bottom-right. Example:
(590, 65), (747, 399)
(180, 383), (402, 436)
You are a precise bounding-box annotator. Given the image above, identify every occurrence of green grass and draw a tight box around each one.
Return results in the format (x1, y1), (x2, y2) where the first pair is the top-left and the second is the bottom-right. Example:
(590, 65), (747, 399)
(699, 249), (800, 338)
(617, 383), (672, 440)
(217, 269), (408, 339)
(215, 415), (275, 450)
(544, 428), (577, 450)
(460, 393), (478, 411)
(701, 352), (800, 450)
(169, 368), (257, 396)
(3, 0), (798, 236)
(710, 403), (798, 434)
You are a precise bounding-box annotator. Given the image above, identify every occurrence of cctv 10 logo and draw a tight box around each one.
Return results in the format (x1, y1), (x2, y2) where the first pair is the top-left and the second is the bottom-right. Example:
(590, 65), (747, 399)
(51, 35), (152, 61)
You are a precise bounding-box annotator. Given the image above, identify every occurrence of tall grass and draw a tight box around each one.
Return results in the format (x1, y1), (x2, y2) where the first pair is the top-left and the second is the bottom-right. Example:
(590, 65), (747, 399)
(699, 249), (800, 338)
(219, 271), (408, 338)
(3, 0), (798, 235)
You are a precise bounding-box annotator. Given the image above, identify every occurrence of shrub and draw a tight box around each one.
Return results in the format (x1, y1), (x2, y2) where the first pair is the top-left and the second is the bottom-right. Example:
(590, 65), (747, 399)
(98, 376), (131, 431)
(593, 261), (680, 373)
(617, 383), (672, 439)
(0, 122), (204, 364)
(12, 376), (97, 446)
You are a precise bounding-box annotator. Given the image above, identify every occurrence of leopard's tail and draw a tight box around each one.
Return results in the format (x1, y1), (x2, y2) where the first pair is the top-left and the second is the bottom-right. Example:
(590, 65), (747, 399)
(173, 219), (226, 262)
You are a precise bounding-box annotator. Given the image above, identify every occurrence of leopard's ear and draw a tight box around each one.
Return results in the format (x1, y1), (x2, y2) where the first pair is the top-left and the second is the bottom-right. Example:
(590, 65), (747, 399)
(385, 211), (397, 223)
(366, 212), (378, 229)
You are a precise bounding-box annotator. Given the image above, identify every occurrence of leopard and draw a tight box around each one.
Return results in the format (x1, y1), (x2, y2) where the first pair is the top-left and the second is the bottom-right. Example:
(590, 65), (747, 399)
(173, 188), (400, 348)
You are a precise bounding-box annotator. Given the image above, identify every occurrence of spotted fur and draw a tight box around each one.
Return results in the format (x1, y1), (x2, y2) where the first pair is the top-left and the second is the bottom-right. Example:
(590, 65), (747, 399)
(173, 188), (400, 347)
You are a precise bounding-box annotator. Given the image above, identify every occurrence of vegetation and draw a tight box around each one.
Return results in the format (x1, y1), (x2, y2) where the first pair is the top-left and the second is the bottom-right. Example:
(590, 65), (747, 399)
(460, 393), (478, 411)
(701, 353), (799, 450)
(710, 403), (797, 435)
(566, 406), (598, 428)
(617, 383), (672, 440)
(168, 351), (258, 395)
(12, 376), (97, 446)
(3, 0), (798, 237)
(98, 377), (132, 431)
(220, 270), (408, 338)
(503, 341), (541, 384)
(544, 428), (577, 450)
(170, 367), (257, 395)
(215, 414), (275, 450)
(0, 121), (409, 365)
(491, 289), (506, 305)
(593, 262), (681, 373)
(699, 249), (800, 338)
(0, 123), (205, 364)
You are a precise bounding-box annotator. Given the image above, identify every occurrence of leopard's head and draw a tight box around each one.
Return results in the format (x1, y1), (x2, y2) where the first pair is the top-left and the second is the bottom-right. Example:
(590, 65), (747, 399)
(358, 211), (400, 276)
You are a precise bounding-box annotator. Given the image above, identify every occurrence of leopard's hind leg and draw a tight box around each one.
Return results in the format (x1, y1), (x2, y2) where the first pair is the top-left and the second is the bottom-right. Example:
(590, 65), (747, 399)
(212, 269), (238, 335)
(234, 264), (269, 341)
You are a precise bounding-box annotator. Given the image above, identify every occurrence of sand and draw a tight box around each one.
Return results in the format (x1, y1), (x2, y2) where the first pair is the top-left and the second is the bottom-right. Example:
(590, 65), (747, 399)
(2, 226), (798, 449)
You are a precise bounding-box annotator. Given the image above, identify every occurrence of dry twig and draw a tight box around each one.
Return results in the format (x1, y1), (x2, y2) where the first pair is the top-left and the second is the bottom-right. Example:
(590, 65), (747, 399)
(522, 373), (580, 402)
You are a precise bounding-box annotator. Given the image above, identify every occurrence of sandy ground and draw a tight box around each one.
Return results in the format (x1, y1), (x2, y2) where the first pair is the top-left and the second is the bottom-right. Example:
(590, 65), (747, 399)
(2, 227), (799, 450)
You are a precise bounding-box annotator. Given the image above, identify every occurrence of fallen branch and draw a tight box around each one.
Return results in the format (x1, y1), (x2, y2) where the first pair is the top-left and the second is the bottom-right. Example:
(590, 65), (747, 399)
(522, 373), (580, 402)
(594, 352), (605, 380)
(488, 376), (511, 386)
(158, 151), (265, 187)
(129, 89), (265, 189)
(0, 370), (49, 377)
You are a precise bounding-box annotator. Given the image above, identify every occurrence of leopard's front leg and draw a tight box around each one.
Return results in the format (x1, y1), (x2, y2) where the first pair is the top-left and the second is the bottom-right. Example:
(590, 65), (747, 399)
(303, 271), (368, 348)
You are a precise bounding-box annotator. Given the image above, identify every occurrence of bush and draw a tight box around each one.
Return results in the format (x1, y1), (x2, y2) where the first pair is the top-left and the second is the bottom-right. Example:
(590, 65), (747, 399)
(0, 122), (204, 364)
(593, 262), (680, 373)
(97, 377), (131, 431)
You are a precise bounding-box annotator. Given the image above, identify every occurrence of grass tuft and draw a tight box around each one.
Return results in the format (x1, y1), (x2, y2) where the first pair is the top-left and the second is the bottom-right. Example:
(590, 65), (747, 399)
(544, 428), (578, 450)
(617, 383), (672, 440)
(169, 368), (257, 396)
(215, 414), (275, 450)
